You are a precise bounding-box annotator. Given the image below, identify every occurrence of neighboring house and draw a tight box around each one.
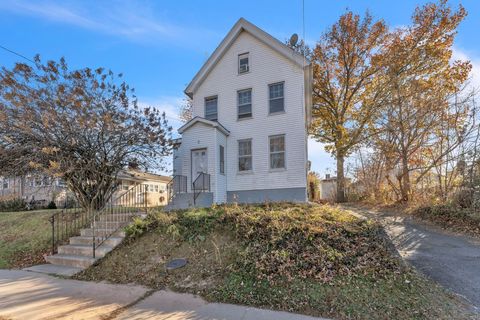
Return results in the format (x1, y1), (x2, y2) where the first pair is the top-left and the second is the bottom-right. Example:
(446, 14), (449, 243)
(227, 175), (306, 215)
(0, 175), (68, 206)
(319, 174), (337, 201)
(116, 170), (171, 206)
(0, 170), (171, 207)
(319, 174), (352, 201)
(170, 18), (312, 208)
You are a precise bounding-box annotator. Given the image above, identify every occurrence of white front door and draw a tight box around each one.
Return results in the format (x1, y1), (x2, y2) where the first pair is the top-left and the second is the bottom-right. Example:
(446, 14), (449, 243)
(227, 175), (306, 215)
(191, 149), (208, 187)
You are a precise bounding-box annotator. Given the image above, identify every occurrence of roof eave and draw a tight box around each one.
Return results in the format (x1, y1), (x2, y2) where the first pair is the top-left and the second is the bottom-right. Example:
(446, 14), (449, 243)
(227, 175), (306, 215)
(178, 116), (230, 136)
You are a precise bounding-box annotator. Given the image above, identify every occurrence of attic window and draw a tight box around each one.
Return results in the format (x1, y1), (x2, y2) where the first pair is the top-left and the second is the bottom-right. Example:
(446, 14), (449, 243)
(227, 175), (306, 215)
(238, 53), (249, 74)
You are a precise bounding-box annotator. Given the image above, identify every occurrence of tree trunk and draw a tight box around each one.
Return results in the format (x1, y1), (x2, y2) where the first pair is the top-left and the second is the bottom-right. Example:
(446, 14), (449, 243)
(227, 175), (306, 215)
(400, 153), (410, 201)
(336, 153), (346, 203)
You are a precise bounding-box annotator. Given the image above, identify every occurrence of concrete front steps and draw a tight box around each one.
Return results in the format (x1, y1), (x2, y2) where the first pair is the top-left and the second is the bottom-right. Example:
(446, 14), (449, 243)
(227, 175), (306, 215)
(26, 212), (144, 277)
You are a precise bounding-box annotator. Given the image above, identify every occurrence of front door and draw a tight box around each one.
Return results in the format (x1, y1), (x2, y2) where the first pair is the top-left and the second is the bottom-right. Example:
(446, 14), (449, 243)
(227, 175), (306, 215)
(191, 149), (208, 189)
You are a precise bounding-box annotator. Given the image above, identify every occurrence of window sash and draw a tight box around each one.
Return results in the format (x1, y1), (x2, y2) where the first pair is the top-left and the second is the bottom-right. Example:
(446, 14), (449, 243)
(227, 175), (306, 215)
(269, 135), (285, 169)
(238, 89), (252, 119)
(238, 140), (251, 156)
(238, 140), (252, 171)
(269, 83), (285, 113)
(205, 97), (218, 121)
(238, 53), (249, 74)
(219, 145), (225, 174)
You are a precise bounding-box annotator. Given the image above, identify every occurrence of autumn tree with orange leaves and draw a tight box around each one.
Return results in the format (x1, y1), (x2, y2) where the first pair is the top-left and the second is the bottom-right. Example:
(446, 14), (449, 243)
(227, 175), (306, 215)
(0, 57), (173, 211)
(310, 12), (389, 202)
(373, 0), (473, 201)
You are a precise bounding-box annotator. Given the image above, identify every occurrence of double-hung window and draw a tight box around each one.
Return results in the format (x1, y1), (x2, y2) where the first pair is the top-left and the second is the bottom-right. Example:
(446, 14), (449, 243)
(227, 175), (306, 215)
(205, 96), (218, 121)
(238, 53), (249, 74)
(2, 179), (8, 189)
(238, 139), (252, 171)
(269, 82), (284, 114)
(219, 145), (225, 174)
(237, 89), (252, 119)
(269, 135), (285, 169)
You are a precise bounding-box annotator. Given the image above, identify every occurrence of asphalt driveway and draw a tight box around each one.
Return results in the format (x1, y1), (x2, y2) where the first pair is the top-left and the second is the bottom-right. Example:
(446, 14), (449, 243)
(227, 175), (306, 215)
(343, 204), (480, 313)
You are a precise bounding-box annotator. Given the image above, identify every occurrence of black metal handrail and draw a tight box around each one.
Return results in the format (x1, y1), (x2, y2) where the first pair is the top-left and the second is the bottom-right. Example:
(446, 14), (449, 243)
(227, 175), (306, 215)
(167, 175), (187, 203)
(50, 183), (149, 258)
(91, 183), (148, 258)
(49, 200), (88, 255)
(193, 173), (210, 205)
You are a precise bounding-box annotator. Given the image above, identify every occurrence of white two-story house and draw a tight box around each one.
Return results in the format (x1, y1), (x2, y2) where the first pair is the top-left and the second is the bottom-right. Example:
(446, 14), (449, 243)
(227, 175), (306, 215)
(168, 18), (312, 208)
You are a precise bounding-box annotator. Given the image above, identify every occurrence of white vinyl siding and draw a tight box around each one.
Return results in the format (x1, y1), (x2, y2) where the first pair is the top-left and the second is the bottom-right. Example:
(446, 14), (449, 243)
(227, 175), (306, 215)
(237, 89), (252, 119)
(190, 31), (307, 193)
(205, 96), (218, 121)
(238, 139), (252, 171)
(269, 82), (284, 114)
(269, 135), (285, 169)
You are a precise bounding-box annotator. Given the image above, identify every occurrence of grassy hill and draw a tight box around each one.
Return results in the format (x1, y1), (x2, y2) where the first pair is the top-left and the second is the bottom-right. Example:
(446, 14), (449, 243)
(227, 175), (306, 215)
(76, 203), (473, 320)
(0, 209), (56, 268)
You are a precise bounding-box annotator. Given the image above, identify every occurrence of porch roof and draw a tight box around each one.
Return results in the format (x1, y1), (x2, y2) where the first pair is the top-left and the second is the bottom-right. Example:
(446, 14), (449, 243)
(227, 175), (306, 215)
(178, 116), (230, 136)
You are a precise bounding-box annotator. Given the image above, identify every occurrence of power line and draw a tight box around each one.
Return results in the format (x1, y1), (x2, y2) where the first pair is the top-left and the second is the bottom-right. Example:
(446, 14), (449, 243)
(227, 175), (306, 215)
(0, 45), (35, 64)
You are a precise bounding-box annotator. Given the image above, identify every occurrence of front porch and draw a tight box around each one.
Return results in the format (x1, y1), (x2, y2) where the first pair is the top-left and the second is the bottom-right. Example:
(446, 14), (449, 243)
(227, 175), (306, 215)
(165, 173), (214, 210)
(168, 117), (229, 209)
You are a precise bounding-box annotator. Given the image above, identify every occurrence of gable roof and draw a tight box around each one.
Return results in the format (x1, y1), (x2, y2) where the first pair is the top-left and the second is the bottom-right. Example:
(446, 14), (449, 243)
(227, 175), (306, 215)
(178, 116), (230, 136)
(185, 18), (309, 98)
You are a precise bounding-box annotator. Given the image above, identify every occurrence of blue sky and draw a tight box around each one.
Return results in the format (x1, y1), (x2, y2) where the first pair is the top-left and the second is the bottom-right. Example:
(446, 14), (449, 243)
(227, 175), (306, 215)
(1, 0), (479, 176)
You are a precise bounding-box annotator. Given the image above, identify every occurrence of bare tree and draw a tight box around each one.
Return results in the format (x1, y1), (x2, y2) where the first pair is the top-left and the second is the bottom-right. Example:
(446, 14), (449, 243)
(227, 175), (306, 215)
(179, 96), (193, 123)
(0, 57), (173, 212)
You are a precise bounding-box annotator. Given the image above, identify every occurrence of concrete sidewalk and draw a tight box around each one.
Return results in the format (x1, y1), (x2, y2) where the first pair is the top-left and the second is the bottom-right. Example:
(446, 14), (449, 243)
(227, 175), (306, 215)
(0, 270), (328, 320)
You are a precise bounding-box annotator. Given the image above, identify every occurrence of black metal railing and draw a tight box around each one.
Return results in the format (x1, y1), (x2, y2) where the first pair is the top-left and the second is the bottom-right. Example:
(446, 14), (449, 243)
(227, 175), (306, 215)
(91, 184), (148, 258)
(167, 175), (187, 203)
(193, 173), (210, 205)
(49, 200), (88, 255)
(50, 184), (149, 258)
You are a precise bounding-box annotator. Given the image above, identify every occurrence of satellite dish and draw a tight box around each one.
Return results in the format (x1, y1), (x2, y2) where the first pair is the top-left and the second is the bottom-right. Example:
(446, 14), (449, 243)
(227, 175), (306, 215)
(289, 33), (299, 47)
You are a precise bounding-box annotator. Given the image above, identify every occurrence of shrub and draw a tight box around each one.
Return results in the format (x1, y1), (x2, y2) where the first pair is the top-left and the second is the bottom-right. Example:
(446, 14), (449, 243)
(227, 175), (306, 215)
(0, 198), (27, 212)
(46, 201), (57, 210)
(124, 216), (151, 239)
(149, 203), (401, 284)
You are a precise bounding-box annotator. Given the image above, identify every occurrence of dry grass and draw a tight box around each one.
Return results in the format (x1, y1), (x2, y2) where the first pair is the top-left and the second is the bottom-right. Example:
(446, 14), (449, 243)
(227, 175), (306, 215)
(76, 203), (475, 320)
(0, 209), (56, 268)
(413, 204), (480, 238)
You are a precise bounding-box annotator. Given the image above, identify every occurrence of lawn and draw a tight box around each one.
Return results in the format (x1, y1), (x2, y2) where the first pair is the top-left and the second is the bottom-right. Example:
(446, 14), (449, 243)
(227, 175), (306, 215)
(76, 203), (474, 320)
(0, 209), (57, 268)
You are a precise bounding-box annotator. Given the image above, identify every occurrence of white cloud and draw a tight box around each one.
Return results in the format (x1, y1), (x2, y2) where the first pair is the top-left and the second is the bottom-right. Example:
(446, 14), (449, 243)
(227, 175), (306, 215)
(0, 1), (216, 47)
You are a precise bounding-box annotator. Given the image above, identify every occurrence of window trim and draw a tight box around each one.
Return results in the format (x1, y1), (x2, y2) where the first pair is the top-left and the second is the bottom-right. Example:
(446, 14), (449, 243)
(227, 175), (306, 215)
(204, 95), (218, 121)
(237, 88), (252, 120)
(219, 145), (225, 175)
(2, 178), (8, 189)
(269, 134), (286, 170)
(238, 138), (253, 173)
(238, 52), (249, 74)
(268, 81), (285, 115)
